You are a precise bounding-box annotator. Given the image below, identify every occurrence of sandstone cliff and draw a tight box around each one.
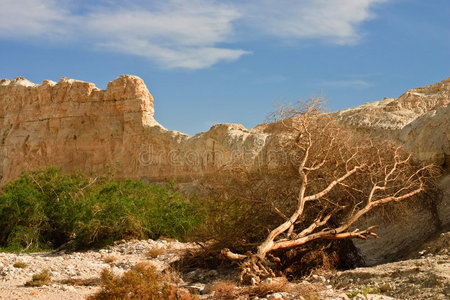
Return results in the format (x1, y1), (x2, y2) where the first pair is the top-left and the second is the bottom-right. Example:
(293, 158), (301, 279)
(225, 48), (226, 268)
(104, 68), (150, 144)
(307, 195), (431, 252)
(0, 76), (269, 185)
(0, 74), (449, 265)
(1, 75), (448, 184)
(334, 77), (450, 135)
(0, 75), (161, 184)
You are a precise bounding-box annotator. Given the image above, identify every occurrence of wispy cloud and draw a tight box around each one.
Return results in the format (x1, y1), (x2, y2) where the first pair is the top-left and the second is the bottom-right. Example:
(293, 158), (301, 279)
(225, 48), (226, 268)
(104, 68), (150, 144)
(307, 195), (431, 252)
(320, 79), (373, 88)
(84, 1), (250, 69)
(0, 0), (70, 39)
(241, 0), (387, 45)
(0, 0), (386, 69)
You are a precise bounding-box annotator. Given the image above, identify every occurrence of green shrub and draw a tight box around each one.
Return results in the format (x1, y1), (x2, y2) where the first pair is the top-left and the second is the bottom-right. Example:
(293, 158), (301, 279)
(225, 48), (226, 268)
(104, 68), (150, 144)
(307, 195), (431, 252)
(0, 167), (204, 252)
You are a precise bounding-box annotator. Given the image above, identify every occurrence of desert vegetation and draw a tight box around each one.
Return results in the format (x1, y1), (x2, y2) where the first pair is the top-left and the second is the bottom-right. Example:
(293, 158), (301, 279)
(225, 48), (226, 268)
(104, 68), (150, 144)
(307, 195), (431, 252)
(88, 262), (195, 300)
(0, 167), (204, 252)
(192, 101), (439, 283)
(24, 269), (51, 287)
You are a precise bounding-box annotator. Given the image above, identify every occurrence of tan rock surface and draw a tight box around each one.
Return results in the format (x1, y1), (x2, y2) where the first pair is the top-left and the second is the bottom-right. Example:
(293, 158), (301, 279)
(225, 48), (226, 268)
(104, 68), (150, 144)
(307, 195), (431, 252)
(0, 75), (271, 185)
(327, 232), (450, 300)
(334, 77), (450, 135)
(0, 75), (161, 184)
(399, 103), (450, 166)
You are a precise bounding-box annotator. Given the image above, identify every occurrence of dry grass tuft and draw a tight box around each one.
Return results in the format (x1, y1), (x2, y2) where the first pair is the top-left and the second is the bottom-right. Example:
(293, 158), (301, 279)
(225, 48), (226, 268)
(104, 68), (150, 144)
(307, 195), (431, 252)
(145, 247), (165, 259)
(102, 255), (118, 265)
(25, 269), (51, 287)
(59, 277), (101, 286)
(207, 278), (320, 300)
(208, 280), (240, 300)
(244, 277), (289, 297)
(88, 262), (196, 300)
(240, 278), (321, 300)
(13, 261), (28, 268)
(292, 282), (321, 300)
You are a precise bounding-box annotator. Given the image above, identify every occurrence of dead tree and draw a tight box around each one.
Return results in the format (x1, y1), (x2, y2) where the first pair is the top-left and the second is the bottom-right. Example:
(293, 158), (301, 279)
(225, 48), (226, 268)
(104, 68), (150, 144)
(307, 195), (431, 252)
(221, 100), (437, 284)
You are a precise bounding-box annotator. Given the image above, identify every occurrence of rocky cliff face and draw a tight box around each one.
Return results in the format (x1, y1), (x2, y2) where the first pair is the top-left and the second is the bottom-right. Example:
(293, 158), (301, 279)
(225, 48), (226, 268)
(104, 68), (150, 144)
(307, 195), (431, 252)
(0, 76), (153, 183)
(0, 75), (271, 185)
(400, 103), (450, 166)
(334, 77), (450, 135)
(0, 74), (449, 265)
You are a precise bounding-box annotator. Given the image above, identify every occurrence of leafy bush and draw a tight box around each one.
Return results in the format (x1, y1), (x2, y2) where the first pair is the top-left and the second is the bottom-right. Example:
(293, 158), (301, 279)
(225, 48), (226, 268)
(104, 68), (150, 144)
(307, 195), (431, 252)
(0, 167), (204, 252)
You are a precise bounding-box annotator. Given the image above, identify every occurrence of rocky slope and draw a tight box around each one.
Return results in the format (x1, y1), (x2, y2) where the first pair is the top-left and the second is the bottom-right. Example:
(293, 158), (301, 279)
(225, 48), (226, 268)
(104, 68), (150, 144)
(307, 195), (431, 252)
(334, 77), (450, 136)
(0, 75), (449, 267)
(326, 232), (450, 300)
(0, 232), (448, 300)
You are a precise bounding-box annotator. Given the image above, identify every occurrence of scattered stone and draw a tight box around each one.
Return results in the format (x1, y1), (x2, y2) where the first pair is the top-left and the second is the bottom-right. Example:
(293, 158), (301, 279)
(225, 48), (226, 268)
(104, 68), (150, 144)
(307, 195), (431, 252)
(366, 295), (396, 300)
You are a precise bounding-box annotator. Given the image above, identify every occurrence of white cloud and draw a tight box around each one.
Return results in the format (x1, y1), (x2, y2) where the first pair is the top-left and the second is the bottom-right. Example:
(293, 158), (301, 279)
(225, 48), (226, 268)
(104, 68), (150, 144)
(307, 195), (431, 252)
(84, 1), (250, 69)
(85, 2), (239, 46)
(98, 41), (249, 69)
(241, 0), (387, 44)
(0, 0), (70, 39)
(0, 0), (386, 68)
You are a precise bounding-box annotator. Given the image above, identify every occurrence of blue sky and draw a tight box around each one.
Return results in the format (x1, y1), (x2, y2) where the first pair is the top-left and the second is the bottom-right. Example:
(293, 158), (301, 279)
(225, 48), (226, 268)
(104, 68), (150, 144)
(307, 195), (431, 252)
(0, 0), (449, 135)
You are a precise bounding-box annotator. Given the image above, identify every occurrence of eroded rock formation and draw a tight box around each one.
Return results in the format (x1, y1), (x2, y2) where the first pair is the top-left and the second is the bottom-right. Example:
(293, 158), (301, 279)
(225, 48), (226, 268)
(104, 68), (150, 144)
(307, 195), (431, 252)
(334, 77), (450, 135)
(0, 76), (269, 185)
(0, 74), (449, 265)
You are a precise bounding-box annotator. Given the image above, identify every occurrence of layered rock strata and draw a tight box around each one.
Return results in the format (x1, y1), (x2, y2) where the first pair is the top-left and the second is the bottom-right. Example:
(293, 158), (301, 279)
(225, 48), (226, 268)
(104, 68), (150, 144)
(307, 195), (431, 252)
(334, 77), (450, 136)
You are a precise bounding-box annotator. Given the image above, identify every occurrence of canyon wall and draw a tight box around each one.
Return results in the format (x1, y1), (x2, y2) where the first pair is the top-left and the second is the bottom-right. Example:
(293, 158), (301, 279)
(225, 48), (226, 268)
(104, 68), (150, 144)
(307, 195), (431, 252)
(0, 76), (269, 185)
(334, 77), (450, 138)
(0, 74), (449, 265)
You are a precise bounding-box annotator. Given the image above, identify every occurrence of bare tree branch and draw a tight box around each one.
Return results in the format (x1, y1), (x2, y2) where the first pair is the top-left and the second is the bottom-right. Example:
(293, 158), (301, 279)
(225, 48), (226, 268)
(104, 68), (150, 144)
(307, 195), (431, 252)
(218, 100), (437, 283)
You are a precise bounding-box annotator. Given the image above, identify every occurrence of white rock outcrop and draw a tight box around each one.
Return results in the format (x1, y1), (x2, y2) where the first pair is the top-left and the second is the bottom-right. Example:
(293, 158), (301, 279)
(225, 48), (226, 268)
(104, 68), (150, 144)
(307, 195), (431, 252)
(400, 103), (450, 166)
(334, 77), (450, 136)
